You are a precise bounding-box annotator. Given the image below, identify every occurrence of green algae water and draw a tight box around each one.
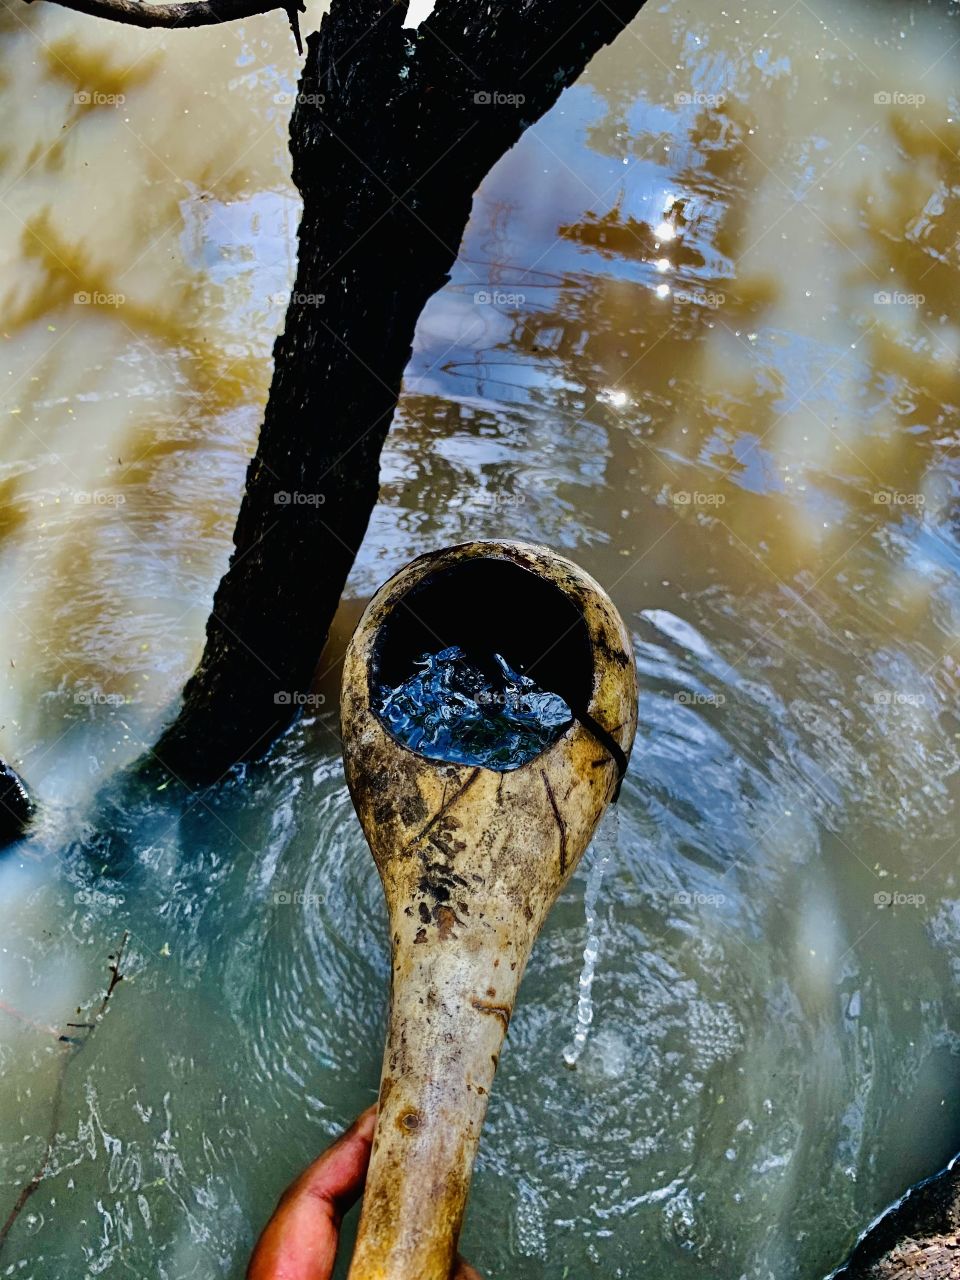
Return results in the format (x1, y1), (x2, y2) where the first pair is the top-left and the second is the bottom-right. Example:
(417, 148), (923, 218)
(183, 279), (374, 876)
(2, 1), (960, 1277)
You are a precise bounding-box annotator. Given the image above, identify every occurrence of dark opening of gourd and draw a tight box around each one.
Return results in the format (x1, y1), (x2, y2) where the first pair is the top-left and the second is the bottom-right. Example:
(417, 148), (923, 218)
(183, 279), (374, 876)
(370, 558), (594, 771)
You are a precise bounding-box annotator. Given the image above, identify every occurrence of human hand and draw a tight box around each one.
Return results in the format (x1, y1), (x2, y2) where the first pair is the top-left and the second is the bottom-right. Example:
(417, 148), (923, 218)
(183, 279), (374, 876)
(247, 1105), (482, 1280)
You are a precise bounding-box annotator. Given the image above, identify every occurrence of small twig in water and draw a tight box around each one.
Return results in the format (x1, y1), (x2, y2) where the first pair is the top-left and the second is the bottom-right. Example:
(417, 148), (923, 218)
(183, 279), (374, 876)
(0, 932), (130, 1256)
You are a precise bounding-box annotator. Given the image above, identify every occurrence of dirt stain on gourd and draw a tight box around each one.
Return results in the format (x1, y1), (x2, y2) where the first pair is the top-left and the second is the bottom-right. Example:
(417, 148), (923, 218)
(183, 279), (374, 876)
(470, 998), (511, 1030)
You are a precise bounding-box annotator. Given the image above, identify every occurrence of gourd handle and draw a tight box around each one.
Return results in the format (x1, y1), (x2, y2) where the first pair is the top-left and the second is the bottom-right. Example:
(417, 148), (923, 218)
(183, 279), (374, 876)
(347, 922), (521, 1280)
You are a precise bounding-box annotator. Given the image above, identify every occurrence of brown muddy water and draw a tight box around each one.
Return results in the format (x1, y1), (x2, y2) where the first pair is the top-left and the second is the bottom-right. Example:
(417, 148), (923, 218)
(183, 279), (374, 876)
(1, 0), (959, 1277)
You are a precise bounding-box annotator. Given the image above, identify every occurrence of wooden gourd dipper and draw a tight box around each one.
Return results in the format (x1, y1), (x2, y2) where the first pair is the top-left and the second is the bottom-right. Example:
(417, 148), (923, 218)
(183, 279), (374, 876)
(340, 540), (638, 1280)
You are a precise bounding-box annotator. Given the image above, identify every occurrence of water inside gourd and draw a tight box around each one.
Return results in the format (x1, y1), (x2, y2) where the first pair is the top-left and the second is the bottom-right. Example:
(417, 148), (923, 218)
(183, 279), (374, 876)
(375, 645), (573, 769)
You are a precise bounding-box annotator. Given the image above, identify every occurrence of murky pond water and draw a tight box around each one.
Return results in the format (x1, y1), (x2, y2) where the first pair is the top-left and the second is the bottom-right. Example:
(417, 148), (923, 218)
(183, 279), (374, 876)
(1, 0), (960, 1276)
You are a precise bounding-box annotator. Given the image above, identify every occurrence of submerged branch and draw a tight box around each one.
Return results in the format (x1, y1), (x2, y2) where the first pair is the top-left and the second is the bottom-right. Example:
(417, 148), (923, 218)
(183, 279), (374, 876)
(0, 932), (130, 1258)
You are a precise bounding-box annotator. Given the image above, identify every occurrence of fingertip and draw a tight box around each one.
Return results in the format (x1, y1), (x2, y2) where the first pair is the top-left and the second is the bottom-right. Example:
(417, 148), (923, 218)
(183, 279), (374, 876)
(355, 1104), (377, 1142)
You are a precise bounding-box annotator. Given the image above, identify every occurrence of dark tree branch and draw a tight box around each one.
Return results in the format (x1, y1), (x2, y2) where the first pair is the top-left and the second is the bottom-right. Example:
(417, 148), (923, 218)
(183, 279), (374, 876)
(21, 0), (298, 29)
(145, 0), (651, 779)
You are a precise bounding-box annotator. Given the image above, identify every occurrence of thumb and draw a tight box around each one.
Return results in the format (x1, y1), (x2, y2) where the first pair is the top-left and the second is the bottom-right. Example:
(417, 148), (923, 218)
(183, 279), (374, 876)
(247, 1106), (377, 1280)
